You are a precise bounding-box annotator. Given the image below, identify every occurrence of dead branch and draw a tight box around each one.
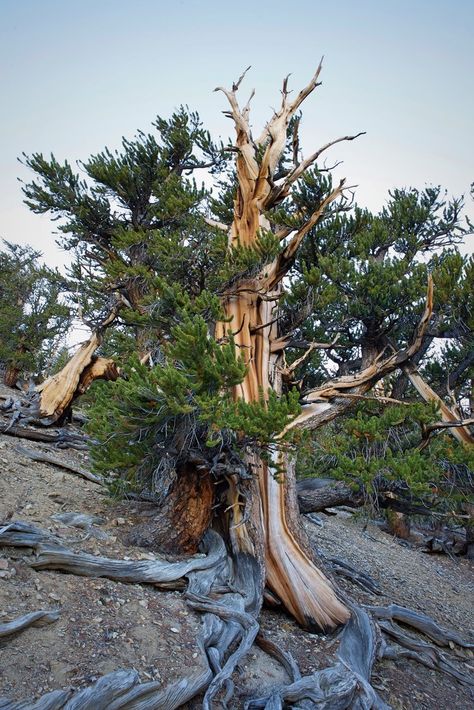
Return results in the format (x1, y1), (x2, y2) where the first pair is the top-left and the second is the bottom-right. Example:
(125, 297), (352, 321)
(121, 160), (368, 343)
(278, 277), (434, 436)
(264, 179), (347, 288)
(419, 418), (474, 451)
(271, 334), (340, 353)
(204, 216), (229, 232)
(264, 132), (365, 209)
(277, 336), (341, 375)
(404, 364), (474, 447)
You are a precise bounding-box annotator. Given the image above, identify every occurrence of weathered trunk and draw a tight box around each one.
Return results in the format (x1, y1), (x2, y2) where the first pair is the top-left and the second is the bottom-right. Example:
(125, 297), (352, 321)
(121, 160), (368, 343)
(3, 364), (20, 388)
(215, 264), (349, 630)
(128, 463), (214, 555)
(207, 68), (440, 631)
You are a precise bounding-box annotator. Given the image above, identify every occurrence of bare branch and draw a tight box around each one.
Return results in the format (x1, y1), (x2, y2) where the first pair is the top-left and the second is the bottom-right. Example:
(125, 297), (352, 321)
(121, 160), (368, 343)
(292, 115), (301, 168)
(404, 364), (474, 446)
(204, 217), (229, 232)
(288, 59), (324, 115)
(279, 342), (320, 377)
(329, 392), (412, 406)
(278, 278), (434, 436)
(265, 132), (365, 209)
(271, 334), (340, 354)
(233, 65), (252, 91)
(264, 180), (347, 288)
(418, 418), (474, 451)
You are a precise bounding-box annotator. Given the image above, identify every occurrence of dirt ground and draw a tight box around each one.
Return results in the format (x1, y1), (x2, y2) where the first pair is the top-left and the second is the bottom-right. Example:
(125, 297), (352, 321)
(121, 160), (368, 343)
(0, 394), (473, 708)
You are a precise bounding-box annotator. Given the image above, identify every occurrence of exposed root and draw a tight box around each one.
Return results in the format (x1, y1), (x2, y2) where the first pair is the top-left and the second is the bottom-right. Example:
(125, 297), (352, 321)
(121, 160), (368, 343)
(247, 607), (387, 709)
(1, 520), (473, 708)
(0, 520), (263, 708)
(380, 621), (474, 687)
(368, 603), (474, 648)
(0, 609), (59, 639)
(255, 631), (301, 683)
(186, 553), (262, 709)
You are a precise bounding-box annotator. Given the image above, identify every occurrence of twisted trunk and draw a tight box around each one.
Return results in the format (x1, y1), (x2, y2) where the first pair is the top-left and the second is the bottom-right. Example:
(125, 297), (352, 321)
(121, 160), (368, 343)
(215, 234), (348, 631)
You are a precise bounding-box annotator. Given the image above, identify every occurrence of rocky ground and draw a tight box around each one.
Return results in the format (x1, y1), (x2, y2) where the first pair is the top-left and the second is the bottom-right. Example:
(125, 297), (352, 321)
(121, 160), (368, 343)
(0, 388), (473, 708)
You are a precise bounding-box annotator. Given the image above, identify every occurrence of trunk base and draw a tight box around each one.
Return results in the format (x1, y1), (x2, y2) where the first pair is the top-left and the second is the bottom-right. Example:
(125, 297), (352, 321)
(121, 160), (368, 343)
(127, 463), (214, 555)
(3, 365), (20, 389)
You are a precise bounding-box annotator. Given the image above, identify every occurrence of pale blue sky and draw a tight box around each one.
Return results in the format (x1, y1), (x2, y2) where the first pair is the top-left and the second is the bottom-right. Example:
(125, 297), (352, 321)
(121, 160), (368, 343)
(1, 0), (473, 267)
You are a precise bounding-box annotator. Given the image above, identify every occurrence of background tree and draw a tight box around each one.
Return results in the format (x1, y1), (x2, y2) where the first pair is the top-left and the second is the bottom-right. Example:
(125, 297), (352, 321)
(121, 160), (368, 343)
(284, 187), (473, 541)
(0, 240), (71, 387)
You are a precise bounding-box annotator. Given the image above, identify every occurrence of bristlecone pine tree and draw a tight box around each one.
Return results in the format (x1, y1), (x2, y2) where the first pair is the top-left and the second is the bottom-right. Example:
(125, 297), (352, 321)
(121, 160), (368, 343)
(35, 65), (436, 626)
(0, 240), (70, 387)
(11, 64), (474, 708)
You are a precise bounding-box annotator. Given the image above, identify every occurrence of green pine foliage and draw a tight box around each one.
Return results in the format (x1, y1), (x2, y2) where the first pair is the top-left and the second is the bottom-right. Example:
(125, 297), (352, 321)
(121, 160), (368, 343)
(297, 400), (474, 514)
(87, 309), (300, 495)
(20, 107), (228, 341)
(283, 182), (471, 388)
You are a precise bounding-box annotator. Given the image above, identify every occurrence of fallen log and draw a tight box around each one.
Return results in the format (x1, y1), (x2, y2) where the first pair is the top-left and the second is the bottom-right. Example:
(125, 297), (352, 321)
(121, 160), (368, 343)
(297, 478), (362, 513)
(13, 444), (103, 485)
(296, 477), (435, 517)
(0, 422), (89, 449)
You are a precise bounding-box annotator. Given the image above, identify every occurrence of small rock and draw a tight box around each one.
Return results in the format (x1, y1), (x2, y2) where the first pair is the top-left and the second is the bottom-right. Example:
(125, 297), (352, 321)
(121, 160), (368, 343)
(48, 593), (61, 601)
(169, 627), (179, 634)
(0, 558), (9, 570)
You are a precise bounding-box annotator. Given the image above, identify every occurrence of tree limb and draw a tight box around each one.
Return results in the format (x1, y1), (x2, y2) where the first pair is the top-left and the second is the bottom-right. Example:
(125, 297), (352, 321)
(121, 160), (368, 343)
(404, 364), (474, 446)
(278, 277), (434, 435)
(264, 132), (365, 209)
